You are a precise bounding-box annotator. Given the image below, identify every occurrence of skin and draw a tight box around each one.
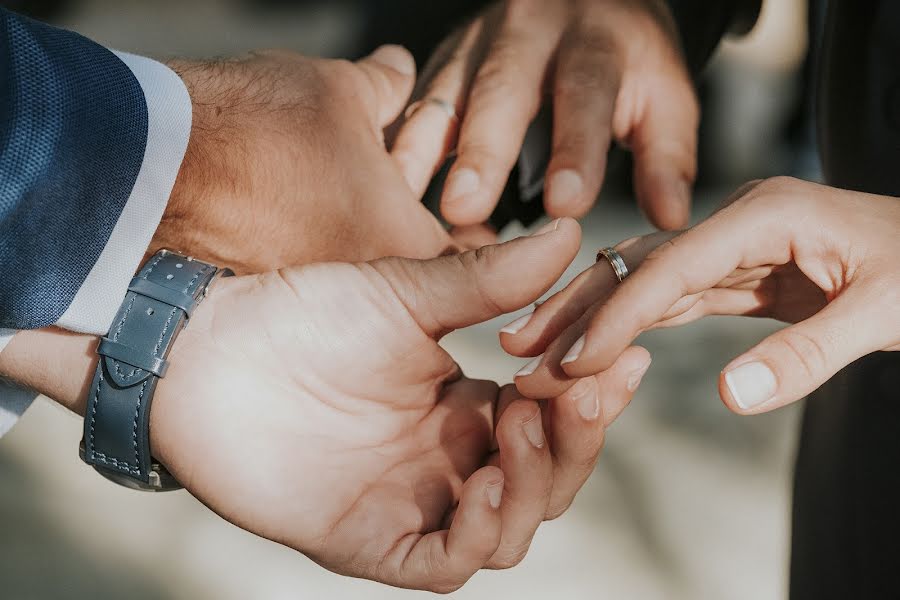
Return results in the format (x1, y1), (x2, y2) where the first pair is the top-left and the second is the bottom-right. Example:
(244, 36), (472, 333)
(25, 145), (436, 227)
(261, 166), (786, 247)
(0, 220), (652, 592)
(501, 177), (900, 416)
(153, 45), (454, 273)
(390, 0), (698, 233)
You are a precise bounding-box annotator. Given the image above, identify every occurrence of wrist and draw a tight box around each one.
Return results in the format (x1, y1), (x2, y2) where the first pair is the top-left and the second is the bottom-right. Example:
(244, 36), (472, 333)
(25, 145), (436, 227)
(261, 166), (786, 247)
(151, 59), (254, 270)
(0, 328), (98, 416)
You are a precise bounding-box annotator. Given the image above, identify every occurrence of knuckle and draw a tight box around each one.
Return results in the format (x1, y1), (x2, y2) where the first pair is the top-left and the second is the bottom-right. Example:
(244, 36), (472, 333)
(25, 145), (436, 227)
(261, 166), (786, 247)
(772, 329), (830, 379)
(573, 26), (619, 60)
(431, 580), (465, 595)
(545, 498), (575, 521)
(491, 546), (529, 570)
(503, 0), (543, 21)
(749, 176), (801, 202)
(471, 49), (537, 112)
(456, 247), (507, 314)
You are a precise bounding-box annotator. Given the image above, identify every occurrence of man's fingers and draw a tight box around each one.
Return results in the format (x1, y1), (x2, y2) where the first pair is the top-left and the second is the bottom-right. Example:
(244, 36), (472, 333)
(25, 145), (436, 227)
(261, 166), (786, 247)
(440, 9), (563, 225)
(486, 395), (553, 569)
(720, 285), (888, 414)
(355, 45), (417, 130)
(392, 466), (503, 593)
(391, 22), (486, 197)
(372, 217), (580, 338)
(544, 347), (650, 518)
(628, 80), (699, 230)
(545, 23), (622, 218)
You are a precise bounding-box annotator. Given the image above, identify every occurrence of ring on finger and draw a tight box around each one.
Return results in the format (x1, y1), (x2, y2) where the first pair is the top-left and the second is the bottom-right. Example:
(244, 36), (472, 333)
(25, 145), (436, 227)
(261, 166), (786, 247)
(596, 247), (629, 283)
(404, 97), (459, 122)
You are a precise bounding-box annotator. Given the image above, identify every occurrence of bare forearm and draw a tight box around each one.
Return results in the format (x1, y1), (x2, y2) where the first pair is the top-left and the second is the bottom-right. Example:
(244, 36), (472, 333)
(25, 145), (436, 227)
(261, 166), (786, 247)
(0, 328), (98, 416)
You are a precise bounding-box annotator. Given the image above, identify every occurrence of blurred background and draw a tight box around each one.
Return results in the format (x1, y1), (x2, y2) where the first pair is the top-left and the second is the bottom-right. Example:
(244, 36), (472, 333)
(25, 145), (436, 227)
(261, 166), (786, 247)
(0, 0), (822, 598)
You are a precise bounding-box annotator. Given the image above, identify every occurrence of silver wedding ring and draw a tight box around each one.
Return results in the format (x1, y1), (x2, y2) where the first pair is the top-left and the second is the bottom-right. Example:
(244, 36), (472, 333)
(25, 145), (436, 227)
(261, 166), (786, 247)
(596, 247), (630, 283)
(404, 97), (458, 122)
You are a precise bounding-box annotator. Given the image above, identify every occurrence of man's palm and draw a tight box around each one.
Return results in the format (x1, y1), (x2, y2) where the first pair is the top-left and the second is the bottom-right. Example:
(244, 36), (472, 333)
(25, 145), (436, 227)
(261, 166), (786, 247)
(150, 220), (583, 589)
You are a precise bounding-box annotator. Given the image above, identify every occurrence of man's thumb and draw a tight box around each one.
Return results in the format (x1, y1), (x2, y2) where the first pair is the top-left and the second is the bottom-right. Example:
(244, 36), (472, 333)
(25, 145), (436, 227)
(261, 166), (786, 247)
(370, 218), (581, 338)
(355, 45), (417, 129)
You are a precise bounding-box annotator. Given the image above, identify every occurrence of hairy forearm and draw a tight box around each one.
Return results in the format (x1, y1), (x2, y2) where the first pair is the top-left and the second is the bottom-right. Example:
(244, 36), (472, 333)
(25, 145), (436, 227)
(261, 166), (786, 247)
(0, 328), (98, 416)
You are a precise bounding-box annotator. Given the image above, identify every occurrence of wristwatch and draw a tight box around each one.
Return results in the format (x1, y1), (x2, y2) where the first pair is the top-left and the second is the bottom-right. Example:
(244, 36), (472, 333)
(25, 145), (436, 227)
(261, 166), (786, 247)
(79, 249), (230, 491)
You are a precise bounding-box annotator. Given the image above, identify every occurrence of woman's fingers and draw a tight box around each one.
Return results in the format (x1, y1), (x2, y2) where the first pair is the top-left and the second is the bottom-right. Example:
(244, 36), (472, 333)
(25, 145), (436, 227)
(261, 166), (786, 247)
(559, 191), (795, 380)
(390, 466), (503, 593)
(440, 5), (565, 225)
(485, 391), (554, 569)
(500, 230), (678, 359)
(544, 21), (623, 218)
(543, 346), (650, 518)
(720, 284), (891, 414)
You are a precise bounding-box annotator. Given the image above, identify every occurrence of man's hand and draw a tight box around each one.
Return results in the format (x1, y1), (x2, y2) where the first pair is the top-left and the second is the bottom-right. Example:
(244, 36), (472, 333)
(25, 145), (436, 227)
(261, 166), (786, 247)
(1, 219), (651, 591)
(153, 45), (454, 273)
(391, 0), (698, 230)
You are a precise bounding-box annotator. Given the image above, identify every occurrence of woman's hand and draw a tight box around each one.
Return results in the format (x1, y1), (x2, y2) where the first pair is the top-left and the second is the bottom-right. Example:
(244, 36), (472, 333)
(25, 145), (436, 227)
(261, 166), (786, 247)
(141, 218), (648, 591)
(391, 0), (698, 230)
(501, 177), (900, 414)
(155, 45), (454, 273)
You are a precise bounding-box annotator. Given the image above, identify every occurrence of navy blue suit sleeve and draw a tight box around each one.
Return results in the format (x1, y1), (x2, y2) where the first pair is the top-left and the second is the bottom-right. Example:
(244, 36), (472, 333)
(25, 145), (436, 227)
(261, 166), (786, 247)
(0, 8), (148, 330)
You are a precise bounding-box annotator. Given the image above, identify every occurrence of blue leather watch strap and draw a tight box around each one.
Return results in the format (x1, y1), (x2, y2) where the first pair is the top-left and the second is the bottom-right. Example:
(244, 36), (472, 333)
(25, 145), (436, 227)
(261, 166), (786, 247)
(81, 250), (220, 488)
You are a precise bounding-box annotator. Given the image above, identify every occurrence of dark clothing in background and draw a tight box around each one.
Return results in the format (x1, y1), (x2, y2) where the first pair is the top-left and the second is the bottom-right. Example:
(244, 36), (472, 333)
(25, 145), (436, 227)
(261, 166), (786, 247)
(792, 2), (900, 598)
(376, 1), (900, 597)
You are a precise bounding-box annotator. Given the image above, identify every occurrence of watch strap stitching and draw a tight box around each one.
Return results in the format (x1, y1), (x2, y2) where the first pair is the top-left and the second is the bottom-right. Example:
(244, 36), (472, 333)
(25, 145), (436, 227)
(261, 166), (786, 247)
(83, 252), (218, 483)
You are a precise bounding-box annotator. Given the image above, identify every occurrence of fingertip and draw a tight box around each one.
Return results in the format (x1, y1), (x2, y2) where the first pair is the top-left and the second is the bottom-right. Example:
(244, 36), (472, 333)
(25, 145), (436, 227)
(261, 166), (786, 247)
(496, 398), (545, 452)
(544, 168), (595, 219)
(368, 44), (416, 77)
(441, 166), (496, 226)
(639, 174), (692, 231)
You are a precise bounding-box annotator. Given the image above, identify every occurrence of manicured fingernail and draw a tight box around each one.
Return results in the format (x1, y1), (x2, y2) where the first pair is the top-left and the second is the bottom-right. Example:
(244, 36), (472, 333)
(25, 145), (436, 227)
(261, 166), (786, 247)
(547, 169), (584, 211)
(445, 168), (480, 203)
(500, 311), (533, 335)
(369, 45), (415, 75)
(522, 410), (545, 448)
(571, 380), (599, 421)
(724, 361), (776, 409)
(515, 354), (543, 378)
(561, 334), (585, 365)
(530, 218), (561, 237)
(627, 359), (652, 392)
(486, 480), (504, 509)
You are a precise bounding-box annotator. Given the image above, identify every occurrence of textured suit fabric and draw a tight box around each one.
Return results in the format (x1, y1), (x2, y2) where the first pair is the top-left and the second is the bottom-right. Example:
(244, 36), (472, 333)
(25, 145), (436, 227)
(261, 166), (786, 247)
(0, 7), (148, 330)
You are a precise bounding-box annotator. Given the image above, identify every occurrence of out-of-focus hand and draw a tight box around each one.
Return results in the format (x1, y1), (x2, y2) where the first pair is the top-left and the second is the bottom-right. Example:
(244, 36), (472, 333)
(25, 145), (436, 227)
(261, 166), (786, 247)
(391, 0), (698, 230)
(153, 45), (454, 272)
(501, 177), (900, 414)
(136, 218), (649, 591)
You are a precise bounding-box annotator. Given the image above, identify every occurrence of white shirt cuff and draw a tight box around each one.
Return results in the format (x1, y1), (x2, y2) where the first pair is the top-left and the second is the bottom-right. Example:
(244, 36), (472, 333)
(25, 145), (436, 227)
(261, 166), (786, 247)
(0, 52), (192, 437)
(57, 50), (192, 335)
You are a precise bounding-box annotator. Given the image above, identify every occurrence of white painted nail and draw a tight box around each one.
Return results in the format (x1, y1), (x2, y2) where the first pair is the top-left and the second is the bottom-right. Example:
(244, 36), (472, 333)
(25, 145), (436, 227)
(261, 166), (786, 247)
(626, 359), (652, 392)
(724, 361), (777, 410)
(515, 354), (543, 378)
(561, 334), (586, 365)
(486, 480), (504, 509)
(500, 311), (533, 335)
